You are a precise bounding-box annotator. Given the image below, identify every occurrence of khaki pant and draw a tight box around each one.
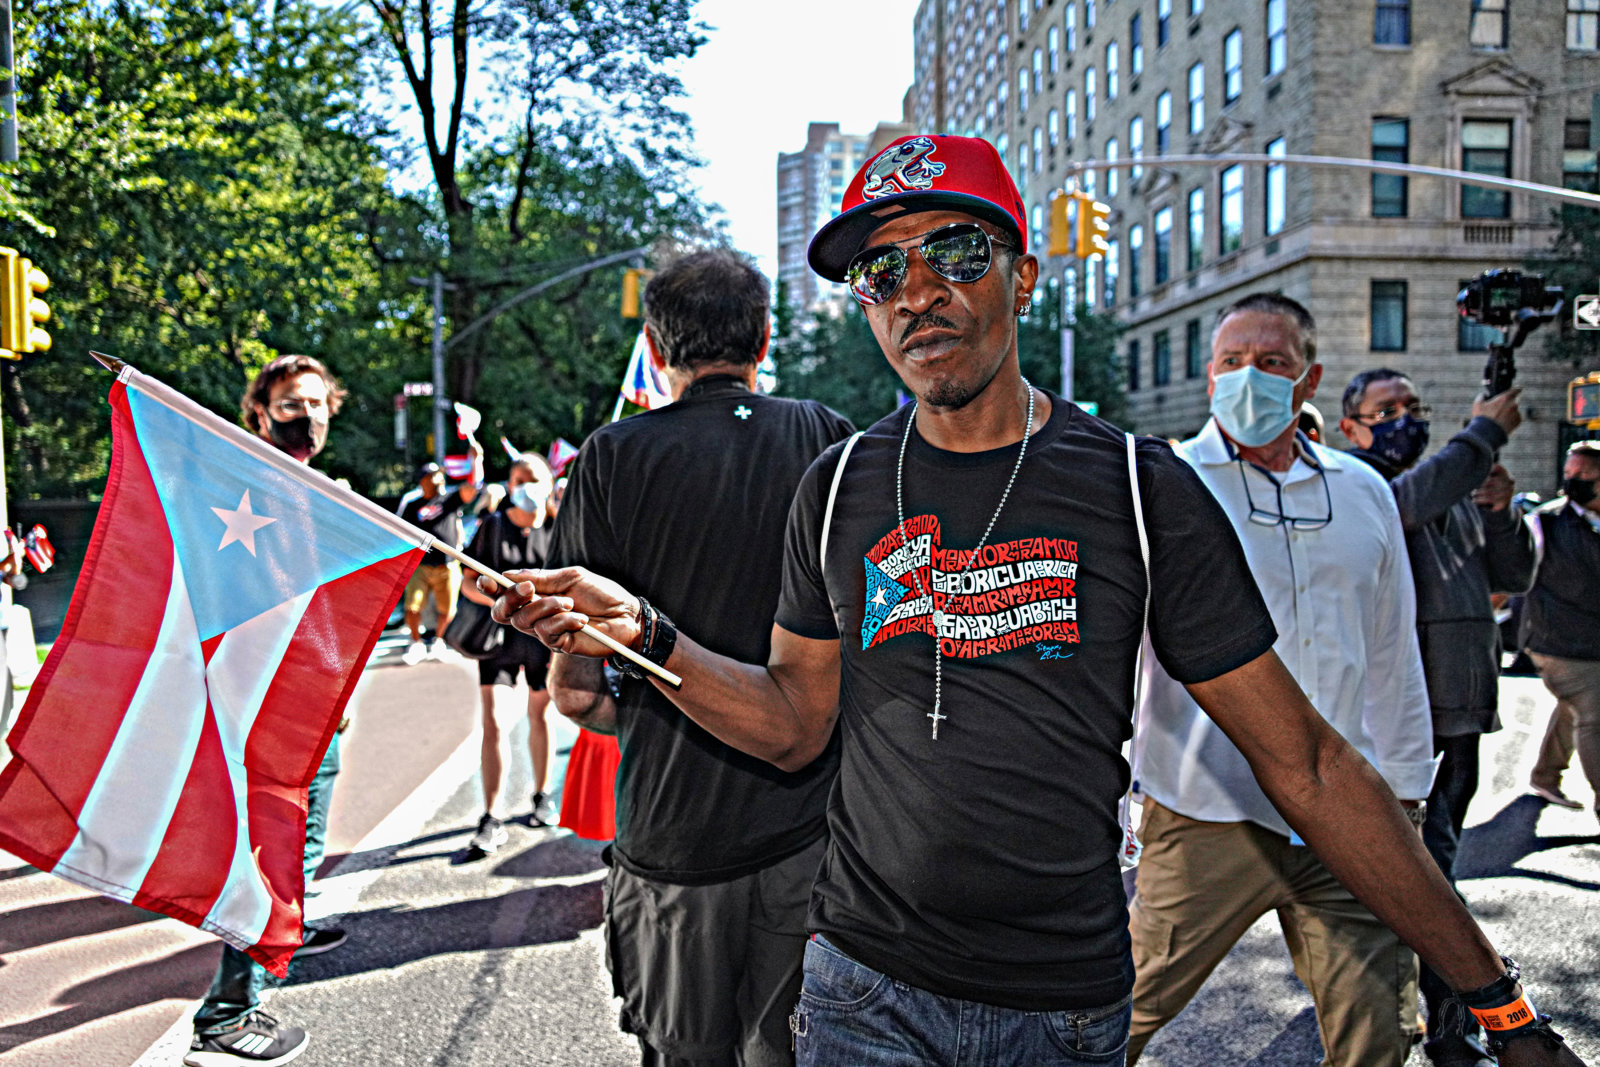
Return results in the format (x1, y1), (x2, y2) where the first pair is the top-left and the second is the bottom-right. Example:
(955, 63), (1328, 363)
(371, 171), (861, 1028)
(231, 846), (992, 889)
(1529, 653), (1600, 814)
(1128, 799), (1417, 1067)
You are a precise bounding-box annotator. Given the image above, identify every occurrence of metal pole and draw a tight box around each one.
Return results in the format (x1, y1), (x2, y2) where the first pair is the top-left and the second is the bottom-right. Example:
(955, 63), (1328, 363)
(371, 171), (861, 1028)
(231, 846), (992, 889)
(0, 0), (15, 164)
(431, 272), (446, 467)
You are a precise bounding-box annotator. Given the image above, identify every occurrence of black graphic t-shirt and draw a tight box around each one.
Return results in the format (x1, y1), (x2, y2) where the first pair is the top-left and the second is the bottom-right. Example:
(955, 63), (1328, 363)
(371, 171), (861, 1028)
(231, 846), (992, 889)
(777, 394), (1276, 1011)
(467, 511), (552, 662)
(400, 487), (470, 567)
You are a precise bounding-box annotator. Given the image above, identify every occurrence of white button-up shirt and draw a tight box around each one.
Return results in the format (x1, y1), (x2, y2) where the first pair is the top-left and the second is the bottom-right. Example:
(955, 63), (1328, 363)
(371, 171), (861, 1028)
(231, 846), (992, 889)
(1135, 419), (1436, 837)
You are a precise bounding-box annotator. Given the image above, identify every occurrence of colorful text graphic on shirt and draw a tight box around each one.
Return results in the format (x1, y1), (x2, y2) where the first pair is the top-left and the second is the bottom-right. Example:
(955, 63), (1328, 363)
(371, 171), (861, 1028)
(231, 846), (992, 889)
(863, 514), (1081, 658)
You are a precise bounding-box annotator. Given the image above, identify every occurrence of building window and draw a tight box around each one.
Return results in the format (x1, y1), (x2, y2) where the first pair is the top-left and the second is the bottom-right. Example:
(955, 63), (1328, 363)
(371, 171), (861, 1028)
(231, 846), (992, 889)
(1223, 29), (1242, 104)
(1130, 115), (1144, 180)
(1370, 280), (1407, 350)
(1105, 238), (1119, 305)
(1049, 108), (1061, 148)
(1375, 0), (1410, 44)
(1131, 14), (1144, 75)
(1106, 42), (1120, 100)
(1265, 137), (1286, 234)
(1564, 119), (1598, 191)
(1461, 119), (1512, 218)
(1185, 318), (1204, 377)
(1157, 0), (1171, 46)
(1127, 337), (1141, 391)
(1086, 66), (1097, 123)
(1020, 0), (1029, 32)
(1033, 47), (1044, 93)
(1266, 0), (1287, 71)
(1107, 137), (1120, 197)
(1066, 1), (1079, 52)
(1188, 62), (1205, 135)
(1154, 206), (1173, 282)
(1156, 90), (1172, 153)
(1086, 257), (1098, 308)
(1128, 223), (1144, 298)
(1032, 202), (1045, 248)
(1066, 89), (1079, 141)
(1154, 329), (1172, 385)
(1470, 0), (1507, 49)
(1571, 0), (1599, 49)
(1019, 141), (1031, 179)
(1190, 0), (1204, 14)
(1220, 164), (1244, 253)
(1087, 0), (1097, 28)
(1372, 118), (1409, 216)
(1065, 265), (1079, 315)
(1019, 68), (1029, 112)
(1049, 26), (1061, 72)
(1033, 126), (1044, 171)
(1083, 166), (1097, 199)
(1187, 186), (1204, 270)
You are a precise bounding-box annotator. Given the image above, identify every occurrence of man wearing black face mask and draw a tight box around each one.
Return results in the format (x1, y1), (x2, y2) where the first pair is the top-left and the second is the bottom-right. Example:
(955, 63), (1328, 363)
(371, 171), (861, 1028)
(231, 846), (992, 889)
(1522, 441), (1600, 830)
(1339, 370), (1536, 1067)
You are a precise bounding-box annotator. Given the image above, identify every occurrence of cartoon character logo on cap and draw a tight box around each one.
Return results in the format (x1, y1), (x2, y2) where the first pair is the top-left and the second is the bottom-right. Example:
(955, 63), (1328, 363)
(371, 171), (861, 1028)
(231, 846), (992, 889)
(861, 136), (946, 200)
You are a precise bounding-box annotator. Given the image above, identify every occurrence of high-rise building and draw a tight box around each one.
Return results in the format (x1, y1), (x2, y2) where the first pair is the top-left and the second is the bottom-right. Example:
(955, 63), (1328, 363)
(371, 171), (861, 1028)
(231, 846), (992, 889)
(909, 0), (1600, 490)
(778, 120), (912, 312)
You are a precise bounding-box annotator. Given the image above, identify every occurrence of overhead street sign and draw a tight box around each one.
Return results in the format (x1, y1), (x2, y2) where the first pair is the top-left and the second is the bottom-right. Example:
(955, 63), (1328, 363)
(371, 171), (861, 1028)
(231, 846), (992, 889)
(1575, 294), (1600, 330)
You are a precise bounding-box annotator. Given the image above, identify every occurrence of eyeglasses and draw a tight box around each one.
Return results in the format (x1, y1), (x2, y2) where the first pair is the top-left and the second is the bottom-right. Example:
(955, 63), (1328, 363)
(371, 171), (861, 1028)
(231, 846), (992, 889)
(845, 223), (1015, 306)
(1351, 402), (1431, 425)
(270, 397), (329, 418)
(1236, 453), (1334, 531)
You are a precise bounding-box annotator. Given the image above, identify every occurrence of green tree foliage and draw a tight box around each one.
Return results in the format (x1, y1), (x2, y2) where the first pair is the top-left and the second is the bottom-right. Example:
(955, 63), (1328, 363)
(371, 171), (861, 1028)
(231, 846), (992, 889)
(1528, 205), (1600, 373)
(0, 0), (415, 497)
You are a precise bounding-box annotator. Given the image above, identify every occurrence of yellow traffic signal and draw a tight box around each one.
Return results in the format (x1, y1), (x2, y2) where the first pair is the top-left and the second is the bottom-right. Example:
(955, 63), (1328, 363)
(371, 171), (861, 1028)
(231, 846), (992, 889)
(1073, 194), (1111, 260)
(621, 268), (642, 318)
(0, 246), (51, 359)
(1047, 192), (1074, 257)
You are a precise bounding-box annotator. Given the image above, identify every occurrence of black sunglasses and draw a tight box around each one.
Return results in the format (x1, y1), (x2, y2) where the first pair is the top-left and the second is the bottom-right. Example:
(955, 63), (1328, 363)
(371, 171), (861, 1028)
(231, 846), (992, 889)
(845, 223), (1015, 306)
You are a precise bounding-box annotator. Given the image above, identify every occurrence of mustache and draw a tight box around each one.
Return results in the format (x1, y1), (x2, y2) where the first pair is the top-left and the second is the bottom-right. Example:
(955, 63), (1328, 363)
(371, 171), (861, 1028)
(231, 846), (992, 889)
(900, 312), (959, 347)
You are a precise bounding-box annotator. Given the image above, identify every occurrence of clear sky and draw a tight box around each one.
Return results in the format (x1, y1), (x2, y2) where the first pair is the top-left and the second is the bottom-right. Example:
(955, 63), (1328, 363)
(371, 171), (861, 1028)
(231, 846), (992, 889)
(675, 0), (924, 278)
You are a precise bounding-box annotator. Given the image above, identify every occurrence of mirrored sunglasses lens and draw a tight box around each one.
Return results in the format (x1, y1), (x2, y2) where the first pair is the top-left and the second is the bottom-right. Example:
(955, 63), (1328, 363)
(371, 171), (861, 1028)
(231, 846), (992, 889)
(848, 247), (906, 305)
(921, 226), (992, 282)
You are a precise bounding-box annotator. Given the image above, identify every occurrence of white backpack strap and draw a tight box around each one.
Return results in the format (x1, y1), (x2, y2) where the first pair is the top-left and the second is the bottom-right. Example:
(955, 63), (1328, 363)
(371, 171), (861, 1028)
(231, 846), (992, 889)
(820, 432), (864, 574)
(1119, 432), (1151, 869)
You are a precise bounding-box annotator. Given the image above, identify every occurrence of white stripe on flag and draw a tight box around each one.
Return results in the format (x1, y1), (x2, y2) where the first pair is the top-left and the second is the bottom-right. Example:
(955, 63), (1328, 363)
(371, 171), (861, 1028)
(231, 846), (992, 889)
(201, 591), (313, 945)
(54, 548), (208, 893)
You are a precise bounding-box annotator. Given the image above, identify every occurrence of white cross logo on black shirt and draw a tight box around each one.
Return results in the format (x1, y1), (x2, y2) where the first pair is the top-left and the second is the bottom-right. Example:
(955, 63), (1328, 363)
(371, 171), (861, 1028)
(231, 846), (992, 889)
(734, 405), (752, 420)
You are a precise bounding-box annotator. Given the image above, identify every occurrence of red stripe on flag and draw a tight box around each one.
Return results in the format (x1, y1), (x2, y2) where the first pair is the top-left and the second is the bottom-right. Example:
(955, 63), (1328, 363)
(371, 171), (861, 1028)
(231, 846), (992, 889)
(0, 384), (174, 869)
(241, 549), (420, 974)
(131, 708), (236, 925)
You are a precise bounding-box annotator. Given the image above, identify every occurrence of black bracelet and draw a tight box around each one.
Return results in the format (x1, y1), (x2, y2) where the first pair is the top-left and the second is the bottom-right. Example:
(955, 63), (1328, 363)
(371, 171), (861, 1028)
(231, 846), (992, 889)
(607, 596), (676, 681)
(1455, 955), (1521, 1009)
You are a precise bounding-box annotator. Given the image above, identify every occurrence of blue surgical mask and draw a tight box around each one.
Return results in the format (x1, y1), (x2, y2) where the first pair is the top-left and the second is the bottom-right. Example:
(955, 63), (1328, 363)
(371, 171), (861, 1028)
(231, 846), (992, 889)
(509, 482), (549, 514)
(1367, 415), (1430, 470)
(1210, 365), (1309, 447)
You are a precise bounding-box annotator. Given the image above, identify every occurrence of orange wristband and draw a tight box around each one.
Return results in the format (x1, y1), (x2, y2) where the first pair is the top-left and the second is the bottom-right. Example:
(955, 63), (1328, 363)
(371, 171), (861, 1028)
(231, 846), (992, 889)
(1469, 990), (1538, 1032)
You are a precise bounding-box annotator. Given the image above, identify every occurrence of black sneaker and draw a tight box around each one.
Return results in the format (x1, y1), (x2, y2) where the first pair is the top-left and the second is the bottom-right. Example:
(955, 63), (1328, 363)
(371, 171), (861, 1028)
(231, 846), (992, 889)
(531, 791), (557, 827)
(293, 926), (347, 958)
(469, 813), (508, 853)
(184, 1011), (308, 1066)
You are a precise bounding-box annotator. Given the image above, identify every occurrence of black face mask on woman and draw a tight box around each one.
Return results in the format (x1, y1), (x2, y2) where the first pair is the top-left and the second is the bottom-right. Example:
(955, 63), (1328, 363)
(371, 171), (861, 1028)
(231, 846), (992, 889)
(267, 413), (328, 458)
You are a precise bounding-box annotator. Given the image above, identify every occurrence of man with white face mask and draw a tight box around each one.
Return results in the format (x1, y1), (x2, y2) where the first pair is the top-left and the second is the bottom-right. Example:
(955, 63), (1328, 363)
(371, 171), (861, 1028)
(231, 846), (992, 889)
(1128, 293), (1436, 1066)
(458, 453), (559, 853)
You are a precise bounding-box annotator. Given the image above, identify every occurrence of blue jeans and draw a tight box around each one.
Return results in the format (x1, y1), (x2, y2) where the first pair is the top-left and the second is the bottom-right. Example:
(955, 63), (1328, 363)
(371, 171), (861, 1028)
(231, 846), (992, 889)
(791, 935), (1131, 1066)
(193, 735), (340, 1034)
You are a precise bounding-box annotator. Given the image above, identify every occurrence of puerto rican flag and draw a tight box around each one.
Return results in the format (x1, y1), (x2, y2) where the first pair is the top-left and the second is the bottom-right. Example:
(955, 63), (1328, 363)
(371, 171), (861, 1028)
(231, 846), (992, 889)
(621, 330), (672, 411)
(0, 367), (424, 976)
(546, 437), (579, 476)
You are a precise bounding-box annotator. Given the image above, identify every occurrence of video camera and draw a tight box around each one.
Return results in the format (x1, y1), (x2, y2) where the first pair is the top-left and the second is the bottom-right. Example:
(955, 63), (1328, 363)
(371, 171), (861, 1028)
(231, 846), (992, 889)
(1456, 269), (1564, 398)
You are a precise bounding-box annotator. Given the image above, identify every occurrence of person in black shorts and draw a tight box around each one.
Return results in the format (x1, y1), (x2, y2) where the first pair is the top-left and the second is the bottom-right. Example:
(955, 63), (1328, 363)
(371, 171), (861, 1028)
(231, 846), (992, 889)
(459, 452), (559, 854)
(491, 136), (1585, 1067)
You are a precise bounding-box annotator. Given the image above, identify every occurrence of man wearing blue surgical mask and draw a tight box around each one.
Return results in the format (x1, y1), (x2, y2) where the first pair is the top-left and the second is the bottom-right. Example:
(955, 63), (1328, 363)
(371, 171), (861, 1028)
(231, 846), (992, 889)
(1130, 293), (1436, 1066)
(1339, 369), (1535, 1067)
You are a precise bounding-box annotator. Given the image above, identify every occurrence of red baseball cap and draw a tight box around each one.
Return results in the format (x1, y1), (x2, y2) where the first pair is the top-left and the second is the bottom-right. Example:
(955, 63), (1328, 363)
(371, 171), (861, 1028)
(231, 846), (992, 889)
(807, 134), (1028, 283)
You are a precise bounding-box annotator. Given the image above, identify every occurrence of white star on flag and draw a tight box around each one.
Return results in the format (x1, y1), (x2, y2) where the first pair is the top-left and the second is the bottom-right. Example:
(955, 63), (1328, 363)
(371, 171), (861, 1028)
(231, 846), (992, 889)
(870, 587), (888, 607)
(211, 490), (277, 556)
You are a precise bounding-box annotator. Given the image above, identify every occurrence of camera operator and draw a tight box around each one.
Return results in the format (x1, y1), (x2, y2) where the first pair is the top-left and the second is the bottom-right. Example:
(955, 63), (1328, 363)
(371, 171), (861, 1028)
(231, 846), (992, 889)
(1339, 370), (1537, 1067)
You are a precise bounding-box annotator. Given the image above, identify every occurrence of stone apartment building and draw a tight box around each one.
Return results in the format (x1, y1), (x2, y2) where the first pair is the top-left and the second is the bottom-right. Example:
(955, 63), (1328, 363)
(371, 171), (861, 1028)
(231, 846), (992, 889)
(909, 0), (1600, 490)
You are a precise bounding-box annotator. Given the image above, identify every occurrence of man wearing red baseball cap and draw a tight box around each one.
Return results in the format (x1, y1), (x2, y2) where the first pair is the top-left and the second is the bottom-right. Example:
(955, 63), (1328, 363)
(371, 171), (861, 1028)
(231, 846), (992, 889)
(490, 135), (1584, 1067)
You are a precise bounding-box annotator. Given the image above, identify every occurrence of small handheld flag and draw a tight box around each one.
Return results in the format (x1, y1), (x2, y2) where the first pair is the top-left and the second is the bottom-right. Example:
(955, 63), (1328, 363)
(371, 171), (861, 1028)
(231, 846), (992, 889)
(546, 438), (579, 477)
(454, 402), (482, 442)
(24, 524), (55, 572)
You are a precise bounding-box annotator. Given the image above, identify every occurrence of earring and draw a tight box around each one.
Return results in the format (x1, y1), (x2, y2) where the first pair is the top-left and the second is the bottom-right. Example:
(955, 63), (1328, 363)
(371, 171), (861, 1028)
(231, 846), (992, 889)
(1017, 301), (1032, 317)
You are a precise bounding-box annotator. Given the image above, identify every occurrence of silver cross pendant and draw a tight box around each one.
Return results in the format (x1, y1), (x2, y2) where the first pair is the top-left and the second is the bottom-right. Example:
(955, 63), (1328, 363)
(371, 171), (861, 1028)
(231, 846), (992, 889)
(927, 707), (947, 740)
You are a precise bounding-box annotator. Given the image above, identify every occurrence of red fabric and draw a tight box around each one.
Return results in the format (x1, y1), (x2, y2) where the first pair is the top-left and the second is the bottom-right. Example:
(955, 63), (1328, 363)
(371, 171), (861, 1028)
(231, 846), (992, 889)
(559, 730), (619, 841)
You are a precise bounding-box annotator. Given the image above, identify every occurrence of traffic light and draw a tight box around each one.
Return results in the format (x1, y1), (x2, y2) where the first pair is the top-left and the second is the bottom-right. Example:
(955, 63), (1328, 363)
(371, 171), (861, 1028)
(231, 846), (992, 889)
(1047, 192), (1073, 257)
(1073, 193), (1111, 260)
(0, 246), (51, 359)
(621, 268), (643, 318)
(1569, 372), (1600, 428)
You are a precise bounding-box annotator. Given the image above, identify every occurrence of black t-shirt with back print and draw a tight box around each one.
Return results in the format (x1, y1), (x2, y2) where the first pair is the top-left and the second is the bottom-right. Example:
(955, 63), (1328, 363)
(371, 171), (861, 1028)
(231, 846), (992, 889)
(776, 393), (1276, 1011)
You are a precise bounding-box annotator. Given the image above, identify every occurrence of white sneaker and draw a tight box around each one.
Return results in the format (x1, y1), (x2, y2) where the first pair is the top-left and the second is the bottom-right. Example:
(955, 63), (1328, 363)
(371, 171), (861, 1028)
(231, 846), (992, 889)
(469, 814), (508, 854)
(401, 641), (427, 665)
(429, 644), (462, 663)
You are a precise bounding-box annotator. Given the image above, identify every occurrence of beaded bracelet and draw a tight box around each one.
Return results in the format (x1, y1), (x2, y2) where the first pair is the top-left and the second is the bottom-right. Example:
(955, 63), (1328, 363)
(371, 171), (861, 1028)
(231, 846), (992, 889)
(607, 596), (677, 682)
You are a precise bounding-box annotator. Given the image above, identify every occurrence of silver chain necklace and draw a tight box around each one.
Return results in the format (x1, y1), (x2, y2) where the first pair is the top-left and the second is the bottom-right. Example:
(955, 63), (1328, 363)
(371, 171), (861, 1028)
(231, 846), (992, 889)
(895, 377), (1035, 740)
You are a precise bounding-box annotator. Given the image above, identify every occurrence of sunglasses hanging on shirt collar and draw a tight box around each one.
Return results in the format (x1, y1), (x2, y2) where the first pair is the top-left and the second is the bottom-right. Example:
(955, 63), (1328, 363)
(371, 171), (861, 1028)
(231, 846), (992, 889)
(1230, 436), (1334, 531)
(845, 223), (1016, 306)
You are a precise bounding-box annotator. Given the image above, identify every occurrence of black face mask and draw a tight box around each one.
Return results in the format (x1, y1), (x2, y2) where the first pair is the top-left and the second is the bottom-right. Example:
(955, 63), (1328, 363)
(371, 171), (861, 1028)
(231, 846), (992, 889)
(1365, 415), (1430, 470)
(267, 414), (328, 458)
(1565, 475), (1598, 508)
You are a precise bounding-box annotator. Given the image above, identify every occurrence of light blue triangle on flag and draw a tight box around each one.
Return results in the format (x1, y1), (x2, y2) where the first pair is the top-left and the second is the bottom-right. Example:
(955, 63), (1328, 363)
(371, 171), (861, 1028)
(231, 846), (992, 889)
(127, 389), (417, 640)
(861, 555), (910, 650)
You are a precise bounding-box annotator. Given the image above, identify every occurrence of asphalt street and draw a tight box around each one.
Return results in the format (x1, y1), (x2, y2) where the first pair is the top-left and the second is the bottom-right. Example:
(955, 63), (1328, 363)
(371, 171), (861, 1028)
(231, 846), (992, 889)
(2, 655), (1596, 1066)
